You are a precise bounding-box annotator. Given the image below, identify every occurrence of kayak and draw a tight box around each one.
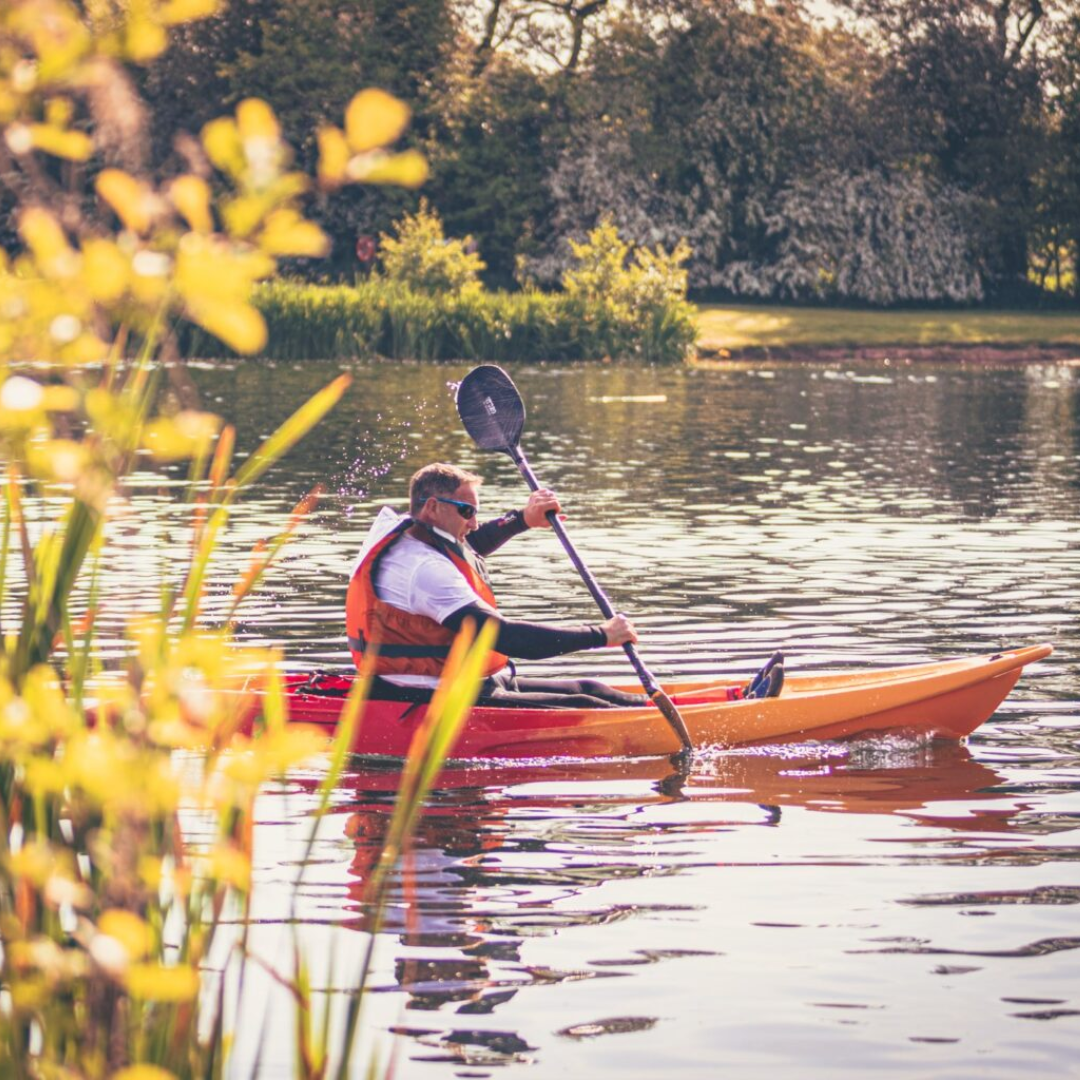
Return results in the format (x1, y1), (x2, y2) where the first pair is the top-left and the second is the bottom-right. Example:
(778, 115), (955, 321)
(268, 644), (1052, 760)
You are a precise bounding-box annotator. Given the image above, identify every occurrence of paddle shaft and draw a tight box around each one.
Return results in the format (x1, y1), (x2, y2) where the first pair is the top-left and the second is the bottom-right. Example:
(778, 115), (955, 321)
(506, 444), (693, 753)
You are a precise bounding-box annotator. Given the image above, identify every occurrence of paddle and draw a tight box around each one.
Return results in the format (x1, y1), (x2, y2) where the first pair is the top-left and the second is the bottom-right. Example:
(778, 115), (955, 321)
(455, 364), (694, 757)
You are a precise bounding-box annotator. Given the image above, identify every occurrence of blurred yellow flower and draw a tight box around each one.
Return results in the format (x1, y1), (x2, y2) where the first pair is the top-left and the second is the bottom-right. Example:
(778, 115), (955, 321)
(188, 299), (267, 355)
(236, 97), (280, 144)
(112, 1067), (179, 1080)
(28, 122), (93, 161)
(350, 149), (429, 189)
(201, 115), (244, 176)
(317, 126), (349, 188)
(169, 174), (213, 233)
(125, 962), (200, 1001)
(208, 844), (250, 891)
(161, 0), (222, 24)
(81, 237), (130, 302)
(19, 206), (77, 278)
(259, 209), (329, 258)
(345, 89), (410, 153)
(98, 909), (154, 961)
(141, 411), (221, 461)
(125, 17), (168, 63)
(27, 437), (89, 481)
(96, 169), (157, 234)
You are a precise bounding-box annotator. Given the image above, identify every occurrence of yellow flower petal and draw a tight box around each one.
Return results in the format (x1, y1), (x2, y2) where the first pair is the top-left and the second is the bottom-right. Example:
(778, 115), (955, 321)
(45, 97), (74, 127)
(161, 0), (223, 24)
(18, 207), (76, 276)
(187, 301), (267, 355)
(125, 963), (199, 1001)
(41, 385), (80, 411)
(344, 89), (410, 153)
(169, 175), (213, 232)
(27, 439), (89, 481)
(317, 126), (349, 188)
(111, 1068), (178, 1080)
(202, 117), (243, 176)
(141, 411), (221, 460)
(209, 845), (251, 891)
(175, 235), (274, 300)
(259, 210), (328, 257)
(82, 238), (129, 302)
(236, 98), (280, 143)
(126, 18), (169, 63)
(96, 170), (153, 234)
(349, 148), (428, 189)
(28, 123), (93, 161)
(98, 910), (154, 960)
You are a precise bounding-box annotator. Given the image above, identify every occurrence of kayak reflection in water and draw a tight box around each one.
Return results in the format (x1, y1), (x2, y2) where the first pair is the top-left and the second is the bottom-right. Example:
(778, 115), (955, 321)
(346, 462), (652, 708)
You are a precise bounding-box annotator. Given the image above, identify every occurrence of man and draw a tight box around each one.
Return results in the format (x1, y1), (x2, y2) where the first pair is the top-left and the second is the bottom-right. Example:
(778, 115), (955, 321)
(346, 462), (649, 708)
(347, 463), (784, 707)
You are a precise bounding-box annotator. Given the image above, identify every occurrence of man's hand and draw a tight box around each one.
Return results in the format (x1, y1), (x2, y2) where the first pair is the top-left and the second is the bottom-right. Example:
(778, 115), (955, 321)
(523, 487), (563, 529)
(602, 613), (638, 646)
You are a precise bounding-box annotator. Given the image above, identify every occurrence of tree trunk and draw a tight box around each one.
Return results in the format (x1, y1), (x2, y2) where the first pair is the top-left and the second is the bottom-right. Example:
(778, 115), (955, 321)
(473, 0), (504, 75)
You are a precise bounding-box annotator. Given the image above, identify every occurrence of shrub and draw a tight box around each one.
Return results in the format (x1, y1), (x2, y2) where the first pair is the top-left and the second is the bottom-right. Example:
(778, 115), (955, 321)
(562, 218), (697, 361)
(380, 200), (486, 295)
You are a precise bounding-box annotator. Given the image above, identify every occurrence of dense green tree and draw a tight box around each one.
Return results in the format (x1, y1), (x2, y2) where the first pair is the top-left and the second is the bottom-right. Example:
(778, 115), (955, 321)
(526, 4), (867, 288)
(836, 0), (1057, 298)
(125, 0), (1080, 304)
(1041, 9), (1080, 296)
(428, 58), (563, 284)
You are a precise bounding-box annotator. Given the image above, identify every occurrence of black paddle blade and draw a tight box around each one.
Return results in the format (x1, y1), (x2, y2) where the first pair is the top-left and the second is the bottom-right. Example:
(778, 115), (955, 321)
(456, 365), (525, 453)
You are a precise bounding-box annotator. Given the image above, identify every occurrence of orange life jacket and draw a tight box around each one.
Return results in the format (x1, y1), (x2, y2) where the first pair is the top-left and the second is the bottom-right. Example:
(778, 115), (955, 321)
(345, 518), (509, 679)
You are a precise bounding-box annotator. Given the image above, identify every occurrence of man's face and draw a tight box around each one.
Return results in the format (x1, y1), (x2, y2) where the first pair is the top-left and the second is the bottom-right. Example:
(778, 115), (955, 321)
(427, 482), (479, 543)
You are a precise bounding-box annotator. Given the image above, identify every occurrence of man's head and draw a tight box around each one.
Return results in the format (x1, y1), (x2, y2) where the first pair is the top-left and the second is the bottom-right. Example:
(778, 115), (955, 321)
(410, 462), (482, 542)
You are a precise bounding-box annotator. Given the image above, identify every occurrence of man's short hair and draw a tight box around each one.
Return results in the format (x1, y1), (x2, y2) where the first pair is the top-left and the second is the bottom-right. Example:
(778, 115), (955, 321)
(409, 463), (482, 516)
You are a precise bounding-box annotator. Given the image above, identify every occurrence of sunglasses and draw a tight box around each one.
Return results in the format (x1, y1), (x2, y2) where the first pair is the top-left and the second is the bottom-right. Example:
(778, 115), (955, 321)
(434, 496), (477, 520)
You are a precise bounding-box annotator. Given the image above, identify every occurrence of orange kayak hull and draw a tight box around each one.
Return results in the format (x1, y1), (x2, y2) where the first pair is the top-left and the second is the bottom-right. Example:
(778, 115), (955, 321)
(271, 644), (1052, 760)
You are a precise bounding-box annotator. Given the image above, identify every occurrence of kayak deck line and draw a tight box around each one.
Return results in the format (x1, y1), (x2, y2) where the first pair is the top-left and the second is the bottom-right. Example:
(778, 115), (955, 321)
(248, 643), (1053, 761)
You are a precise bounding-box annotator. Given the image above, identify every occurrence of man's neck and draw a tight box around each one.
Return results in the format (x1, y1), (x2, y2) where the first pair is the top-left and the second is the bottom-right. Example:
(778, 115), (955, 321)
(414, 518), (462, 549)
(431, 524), (459, 546)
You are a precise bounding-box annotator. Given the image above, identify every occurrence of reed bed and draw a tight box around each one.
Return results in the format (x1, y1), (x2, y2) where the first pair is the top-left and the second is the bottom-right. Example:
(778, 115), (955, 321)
(180, 280), (698, 364)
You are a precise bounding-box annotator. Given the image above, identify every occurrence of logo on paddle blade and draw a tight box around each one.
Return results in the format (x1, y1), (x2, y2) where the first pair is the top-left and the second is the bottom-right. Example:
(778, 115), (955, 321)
(482, 396), (497, 415)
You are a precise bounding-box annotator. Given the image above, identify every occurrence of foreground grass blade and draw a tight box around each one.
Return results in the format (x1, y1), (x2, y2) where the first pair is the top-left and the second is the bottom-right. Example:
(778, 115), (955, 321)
(15, 498), (101, 676)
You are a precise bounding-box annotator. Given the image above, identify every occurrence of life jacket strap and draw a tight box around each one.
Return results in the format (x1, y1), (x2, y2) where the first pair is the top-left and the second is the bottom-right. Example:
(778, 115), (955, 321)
(347, 633), (452, 660)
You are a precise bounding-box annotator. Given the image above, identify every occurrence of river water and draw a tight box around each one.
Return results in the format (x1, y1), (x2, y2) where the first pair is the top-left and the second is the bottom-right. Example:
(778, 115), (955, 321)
(119, 360), (1080, 1074)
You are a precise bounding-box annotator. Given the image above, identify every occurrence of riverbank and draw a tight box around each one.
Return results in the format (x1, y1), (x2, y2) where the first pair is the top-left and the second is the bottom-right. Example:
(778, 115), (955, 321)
(695, 305), (1080, 361)
(182, 289), (1080, 364)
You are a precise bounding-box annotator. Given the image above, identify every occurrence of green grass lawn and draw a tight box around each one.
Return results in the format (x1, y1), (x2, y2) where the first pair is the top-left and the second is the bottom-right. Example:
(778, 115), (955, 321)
(695, 304), (1080, 351)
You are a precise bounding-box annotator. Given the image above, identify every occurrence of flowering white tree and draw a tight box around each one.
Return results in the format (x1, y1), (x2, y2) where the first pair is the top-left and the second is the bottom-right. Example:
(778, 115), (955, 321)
(719, 170), (986, 304)
(522, 120), (730, 287)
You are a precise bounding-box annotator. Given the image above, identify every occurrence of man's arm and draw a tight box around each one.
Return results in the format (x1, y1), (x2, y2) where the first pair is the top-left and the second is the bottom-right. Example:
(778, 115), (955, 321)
(468, 510), (529, 558)
(442, 603), (633, 660)
(468, 488), (563, 557)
